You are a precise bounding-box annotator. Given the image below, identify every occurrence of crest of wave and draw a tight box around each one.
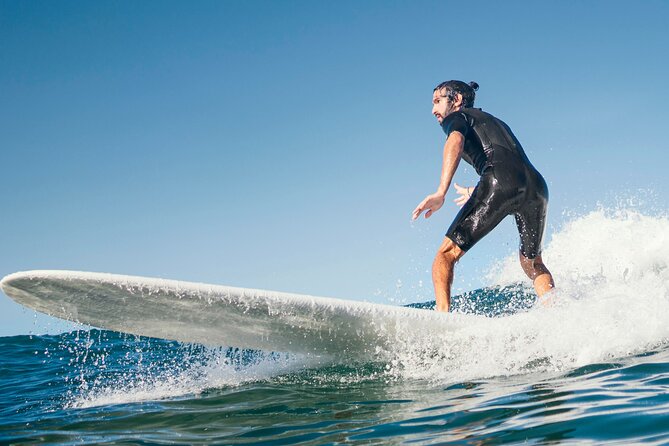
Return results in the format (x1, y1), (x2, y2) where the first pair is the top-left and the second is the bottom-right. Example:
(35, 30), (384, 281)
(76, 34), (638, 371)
(390, 207), (669, 383)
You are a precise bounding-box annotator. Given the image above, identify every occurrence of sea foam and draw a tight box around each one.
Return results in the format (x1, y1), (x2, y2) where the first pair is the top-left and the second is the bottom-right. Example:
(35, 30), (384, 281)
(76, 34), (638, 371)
(390, 207), (669, 383)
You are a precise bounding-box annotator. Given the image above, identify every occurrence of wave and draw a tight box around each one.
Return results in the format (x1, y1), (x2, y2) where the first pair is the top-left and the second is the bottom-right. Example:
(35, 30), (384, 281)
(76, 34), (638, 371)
(389, 207), (669, 383)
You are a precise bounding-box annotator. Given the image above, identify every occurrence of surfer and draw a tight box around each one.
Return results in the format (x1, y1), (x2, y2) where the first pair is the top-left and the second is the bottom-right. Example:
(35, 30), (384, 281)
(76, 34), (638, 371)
(412, 80), (555, 312)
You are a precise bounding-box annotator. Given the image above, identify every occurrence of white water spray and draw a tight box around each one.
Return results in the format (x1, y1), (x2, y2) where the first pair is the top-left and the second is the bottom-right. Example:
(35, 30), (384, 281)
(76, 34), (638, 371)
(391, 207), (669, 383)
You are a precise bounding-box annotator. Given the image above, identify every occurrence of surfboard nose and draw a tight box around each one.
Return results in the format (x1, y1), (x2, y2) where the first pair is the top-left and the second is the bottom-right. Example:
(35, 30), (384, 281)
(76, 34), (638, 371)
(1, 271), (61, 305)
(1, 271), (23, 295)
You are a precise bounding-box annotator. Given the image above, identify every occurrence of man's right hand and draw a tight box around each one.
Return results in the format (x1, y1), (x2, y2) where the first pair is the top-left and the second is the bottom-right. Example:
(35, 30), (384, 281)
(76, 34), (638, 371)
(412, 193), (445, 220)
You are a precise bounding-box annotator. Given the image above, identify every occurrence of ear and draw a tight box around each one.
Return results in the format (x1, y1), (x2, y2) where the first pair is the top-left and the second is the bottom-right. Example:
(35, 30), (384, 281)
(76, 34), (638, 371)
(453, 93), (464, 108)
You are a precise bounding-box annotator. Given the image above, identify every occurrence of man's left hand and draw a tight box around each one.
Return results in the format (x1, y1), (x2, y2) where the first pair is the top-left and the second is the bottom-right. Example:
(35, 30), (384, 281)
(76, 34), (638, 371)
(453, 183), (473, 207)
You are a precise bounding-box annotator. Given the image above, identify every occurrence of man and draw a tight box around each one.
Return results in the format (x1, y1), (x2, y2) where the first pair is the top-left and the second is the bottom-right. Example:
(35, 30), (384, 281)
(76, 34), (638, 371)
(411, 80), (555, 312)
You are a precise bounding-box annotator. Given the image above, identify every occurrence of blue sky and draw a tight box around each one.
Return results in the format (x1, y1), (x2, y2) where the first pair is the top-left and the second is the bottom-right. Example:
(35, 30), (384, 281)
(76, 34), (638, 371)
(1, 0), (668, 336)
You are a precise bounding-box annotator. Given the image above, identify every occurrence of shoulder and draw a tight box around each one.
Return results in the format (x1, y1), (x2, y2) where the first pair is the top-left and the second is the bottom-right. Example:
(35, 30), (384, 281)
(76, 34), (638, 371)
(441, 111), (470, 137)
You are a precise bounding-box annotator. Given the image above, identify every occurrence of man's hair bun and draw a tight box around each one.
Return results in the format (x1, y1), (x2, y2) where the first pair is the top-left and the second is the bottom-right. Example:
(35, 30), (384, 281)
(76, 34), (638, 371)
(433, 80), (478, 107)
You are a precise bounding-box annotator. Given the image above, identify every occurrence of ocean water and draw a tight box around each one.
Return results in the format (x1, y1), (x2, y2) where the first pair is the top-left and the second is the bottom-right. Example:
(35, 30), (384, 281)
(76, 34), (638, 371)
(2, 207), (669, 445)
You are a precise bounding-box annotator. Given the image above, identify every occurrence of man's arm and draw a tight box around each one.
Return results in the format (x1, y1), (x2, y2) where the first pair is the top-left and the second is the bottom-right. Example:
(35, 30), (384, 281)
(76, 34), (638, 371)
(412, 132), (465, 220)
(436, 131), (465, 197)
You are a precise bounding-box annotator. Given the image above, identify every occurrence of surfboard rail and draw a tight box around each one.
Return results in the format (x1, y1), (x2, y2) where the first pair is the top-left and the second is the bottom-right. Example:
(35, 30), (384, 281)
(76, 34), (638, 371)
(1, 270), (469, 358)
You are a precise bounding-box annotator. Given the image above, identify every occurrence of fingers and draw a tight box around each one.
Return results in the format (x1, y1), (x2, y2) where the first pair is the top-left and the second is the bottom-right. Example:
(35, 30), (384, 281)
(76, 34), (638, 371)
(412, 204), (424, 221)
(412, 195), (431, 220)
(454, 183), (472, 197)
(413, 194), (445, 220)
(454, 191), (471, 207)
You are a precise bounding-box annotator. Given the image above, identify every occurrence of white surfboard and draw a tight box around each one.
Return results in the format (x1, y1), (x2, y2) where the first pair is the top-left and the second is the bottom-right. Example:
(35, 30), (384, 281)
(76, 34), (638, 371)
(0, 270), (475, 359)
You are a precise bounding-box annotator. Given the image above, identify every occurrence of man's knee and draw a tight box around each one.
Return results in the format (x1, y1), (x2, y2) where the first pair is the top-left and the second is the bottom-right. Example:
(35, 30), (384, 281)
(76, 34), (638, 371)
(436, 238), (465, 264)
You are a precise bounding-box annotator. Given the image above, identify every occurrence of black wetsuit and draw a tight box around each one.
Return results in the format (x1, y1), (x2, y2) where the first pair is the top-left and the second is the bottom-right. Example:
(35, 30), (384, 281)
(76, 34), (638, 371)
(441, 108), (548, 259)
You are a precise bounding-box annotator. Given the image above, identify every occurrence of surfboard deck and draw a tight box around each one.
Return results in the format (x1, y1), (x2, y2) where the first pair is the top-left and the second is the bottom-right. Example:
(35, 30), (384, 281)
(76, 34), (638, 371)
(1, 270), (475, 359)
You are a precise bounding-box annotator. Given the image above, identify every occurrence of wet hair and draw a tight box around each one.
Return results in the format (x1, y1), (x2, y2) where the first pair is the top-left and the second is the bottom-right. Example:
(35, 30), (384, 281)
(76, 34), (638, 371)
(433, 80), (479, 108)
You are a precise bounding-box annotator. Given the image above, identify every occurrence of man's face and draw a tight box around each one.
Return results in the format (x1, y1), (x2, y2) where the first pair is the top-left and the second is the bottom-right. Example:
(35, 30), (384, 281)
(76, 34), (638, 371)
(432, 88), (457, 124)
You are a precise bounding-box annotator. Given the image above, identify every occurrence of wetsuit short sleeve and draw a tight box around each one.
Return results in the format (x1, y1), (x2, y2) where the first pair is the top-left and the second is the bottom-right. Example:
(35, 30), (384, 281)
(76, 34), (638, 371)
(441, 112), (469, 138)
